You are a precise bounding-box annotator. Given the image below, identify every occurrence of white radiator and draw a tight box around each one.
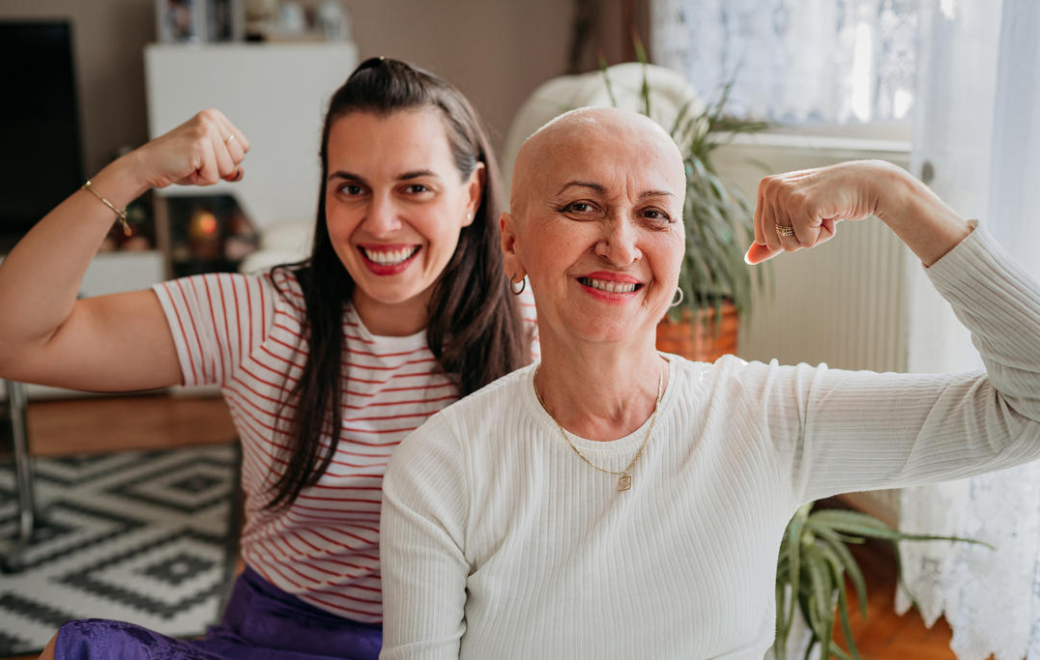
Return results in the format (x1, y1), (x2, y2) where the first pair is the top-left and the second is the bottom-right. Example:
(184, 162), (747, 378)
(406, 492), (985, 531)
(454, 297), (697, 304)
(712, 134), (912, 526)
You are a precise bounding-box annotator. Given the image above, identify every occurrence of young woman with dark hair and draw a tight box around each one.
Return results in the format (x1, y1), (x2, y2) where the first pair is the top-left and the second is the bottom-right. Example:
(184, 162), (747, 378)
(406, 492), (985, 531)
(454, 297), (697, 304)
(0, 57), (535, 660)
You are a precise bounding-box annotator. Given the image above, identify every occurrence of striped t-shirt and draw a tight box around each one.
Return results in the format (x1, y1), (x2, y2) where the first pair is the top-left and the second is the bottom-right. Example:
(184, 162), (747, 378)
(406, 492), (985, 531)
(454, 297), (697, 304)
(152, 268), (537, 623)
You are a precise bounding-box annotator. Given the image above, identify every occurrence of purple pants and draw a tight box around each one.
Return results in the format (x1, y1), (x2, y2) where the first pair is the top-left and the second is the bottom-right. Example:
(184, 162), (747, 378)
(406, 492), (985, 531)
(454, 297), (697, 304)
(56, 566), (382, 659)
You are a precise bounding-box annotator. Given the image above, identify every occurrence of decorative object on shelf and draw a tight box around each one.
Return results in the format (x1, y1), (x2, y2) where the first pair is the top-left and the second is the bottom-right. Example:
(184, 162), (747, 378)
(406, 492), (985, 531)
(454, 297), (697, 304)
(167, 195), (258, 277)
(771, 503), (988, 660)
(315, 0), (351, 42)
(205, 0), (244, 41)
(243, 0), (278, 39)
(240, 0), (351, 42)
(187, 208), (222, 260)
(156, 0), (204, 42)
(156, 0), (244, 43)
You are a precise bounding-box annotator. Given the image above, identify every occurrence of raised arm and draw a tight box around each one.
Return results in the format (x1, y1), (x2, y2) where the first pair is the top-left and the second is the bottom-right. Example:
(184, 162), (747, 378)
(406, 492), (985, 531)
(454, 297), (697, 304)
(0, 110), (249, 391)
(744, 159), (971, 267)
(740, 160), (1040, 504)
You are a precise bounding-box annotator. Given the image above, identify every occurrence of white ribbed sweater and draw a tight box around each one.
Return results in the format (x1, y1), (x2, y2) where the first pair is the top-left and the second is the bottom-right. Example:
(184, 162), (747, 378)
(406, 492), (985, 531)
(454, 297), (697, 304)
(380, 225), (1040, 660)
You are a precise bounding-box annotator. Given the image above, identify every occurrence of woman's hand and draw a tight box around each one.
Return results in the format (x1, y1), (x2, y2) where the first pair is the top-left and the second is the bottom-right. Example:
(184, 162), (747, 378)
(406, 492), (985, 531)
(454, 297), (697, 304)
(745, 159), (971, 267)
(129, 109), (251, 192)
(744, 160), (893, 265)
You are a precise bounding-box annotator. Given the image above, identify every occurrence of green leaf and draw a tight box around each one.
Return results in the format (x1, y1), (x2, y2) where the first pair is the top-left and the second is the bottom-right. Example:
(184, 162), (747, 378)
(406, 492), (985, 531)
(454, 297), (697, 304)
(814, 543), (862, 660)
(807, 524), (868, 618)
(892, 541), (922, 612)
(669, 99), (694, 140)
(597, 54), (618, 109)
(639, 62), (651, 118)
(809, 511), (994, 549)
(775, 581), (790, 659)
(632, 29), (649, 65)
(803, 549), (834, 654)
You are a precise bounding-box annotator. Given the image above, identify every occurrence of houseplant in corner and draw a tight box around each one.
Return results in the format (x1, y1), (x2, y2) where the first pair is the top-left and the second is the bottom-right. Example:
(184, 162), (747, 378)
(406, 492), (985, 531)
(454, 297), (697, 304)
(771, 503), (990, 660)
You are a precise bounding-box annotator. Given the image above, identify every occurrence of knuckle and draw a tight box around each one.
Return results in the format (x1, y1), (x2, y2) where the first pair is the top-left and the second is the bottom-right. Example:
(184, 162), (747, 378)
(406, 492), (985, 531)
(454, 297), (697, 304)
(788, 191), (808, 208)
(758, 176), (774, 196)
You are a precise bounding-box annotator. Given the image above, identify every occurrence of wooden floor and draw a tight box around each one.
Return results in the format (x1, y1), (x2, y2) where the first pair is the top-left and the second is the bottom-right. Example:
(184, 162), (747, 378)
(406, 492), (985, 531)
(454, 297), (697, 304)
(4, 393), (975, 659)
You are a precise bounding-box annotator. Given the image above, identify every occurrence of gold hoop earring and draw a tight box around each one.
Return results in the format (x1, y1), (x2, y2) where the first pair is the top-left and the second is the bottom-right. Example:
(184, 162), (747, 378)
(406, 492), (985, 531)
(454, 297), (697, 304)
(509, 274), (526, 296)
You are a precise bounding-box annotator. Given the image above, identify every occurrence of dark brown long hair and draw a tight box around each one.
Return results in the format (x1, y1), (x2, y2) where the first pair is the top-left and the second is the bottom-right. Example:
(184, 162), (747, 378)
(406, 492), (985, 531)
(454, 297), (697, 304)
(266, 57), (529, 509)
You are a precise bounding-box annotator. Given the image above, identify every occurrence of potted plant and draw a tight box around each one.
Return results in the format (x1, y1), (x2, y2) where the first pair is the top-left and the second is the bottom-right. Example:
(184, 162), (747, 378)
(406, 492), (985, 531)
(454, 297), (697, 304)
(771, 503), (990, 660)
(599, 44), (770, 362)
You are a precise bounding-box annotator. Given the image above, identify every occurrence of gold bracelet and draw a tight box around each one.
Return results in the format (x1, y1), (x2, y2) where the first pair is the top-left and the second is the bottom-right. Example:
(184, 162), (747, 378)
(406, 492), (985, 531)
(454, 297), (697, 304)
(82, 179), (131, 236)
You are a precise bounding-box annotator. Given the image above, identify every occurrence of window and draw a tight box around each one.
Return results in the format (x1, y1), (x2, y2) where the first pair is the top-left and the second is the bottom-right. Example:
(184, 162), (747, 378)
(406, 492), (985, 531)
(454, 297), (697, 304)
(651, 0), (919, 126)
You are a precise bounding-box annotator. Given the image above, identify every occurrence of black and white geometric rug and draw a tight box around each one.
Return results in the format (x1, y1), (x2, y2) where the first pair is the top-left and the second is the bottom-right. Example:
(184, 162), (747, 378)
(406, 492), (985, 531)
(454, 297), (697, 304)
(0, 444), (239, 657)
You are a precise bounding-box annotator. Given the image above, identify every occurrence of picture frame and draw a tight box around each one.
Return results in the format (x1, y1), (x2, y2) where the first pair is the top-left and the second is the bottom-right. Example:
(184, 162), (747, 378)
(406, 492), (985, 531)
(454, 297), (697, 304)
(156, 0), (243, 43)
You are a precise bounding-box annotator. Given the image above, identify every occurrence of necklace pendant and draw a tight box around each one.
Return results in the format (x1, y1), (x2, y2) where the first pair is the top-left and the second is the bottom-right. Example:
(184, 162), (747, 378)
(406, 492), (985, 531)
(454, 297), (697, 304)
(617, 474), (632, 492)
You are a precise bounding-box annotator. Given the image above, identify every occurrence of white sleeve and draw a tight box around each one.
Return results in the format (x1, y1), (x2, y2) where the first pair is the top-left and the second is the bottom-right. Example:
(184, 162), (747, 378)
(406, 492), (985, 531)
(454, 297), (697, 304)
(151, 272), (275, 387)
(774, 223), (1040, 504)
(380, 413), (469, 660)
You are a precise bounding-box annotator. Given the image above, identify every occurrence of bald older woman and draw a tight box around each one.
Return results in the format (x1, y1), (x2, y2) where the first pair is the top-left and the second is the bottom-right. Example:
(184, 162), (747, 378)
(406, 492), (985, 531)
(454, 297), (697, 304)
(378, 108), (1040, 659)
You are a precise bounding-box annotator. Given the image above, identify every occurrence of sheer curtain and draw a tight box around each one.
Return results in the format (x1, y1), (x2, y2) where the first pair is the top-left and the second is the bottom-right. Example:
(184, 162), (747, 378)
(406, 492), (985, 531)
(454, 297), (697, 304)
(898, 1), (1040, 658)
(650, 0), (918, 123)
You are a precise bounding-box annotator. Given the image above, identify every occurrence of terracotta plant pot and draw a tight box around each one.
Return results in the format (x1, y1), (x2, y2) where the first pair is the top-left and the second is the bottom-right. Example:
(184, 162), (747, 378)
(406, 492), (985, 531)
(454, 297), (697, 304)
(655, 300), (739, 363)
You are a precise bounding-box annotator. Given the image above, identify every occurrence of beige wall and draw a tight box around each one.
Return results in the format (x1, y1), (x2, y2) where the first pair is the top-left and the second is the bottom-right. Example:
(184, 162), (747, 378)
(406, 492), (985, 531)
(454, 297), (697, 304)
(3, 0), (633, 178)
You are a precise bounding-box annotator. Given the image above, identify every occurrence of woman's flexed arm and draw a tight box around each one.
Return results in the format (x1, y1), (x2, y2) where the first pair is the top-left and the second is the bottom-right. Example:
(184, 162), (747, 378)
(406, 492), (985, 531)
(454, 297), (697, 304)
(745, 159), (972, 267)
(0, 110), (249, 391)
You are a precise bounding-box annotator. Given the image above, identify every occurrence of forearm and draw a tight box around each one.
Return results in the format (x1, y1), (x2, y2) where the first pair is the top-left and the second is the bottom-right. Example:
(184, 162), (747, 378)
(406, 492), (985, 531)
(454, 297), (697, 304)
(872, 163), (973, 267)
(0, 154), (149, 357)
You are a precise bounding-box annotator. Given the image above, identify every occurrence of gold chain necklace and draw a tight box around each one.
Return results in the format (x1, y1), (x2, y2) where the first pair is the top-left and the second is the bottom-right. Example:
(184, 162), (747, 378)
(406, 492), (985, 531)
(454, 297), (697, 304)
(534, 361), (664, 493)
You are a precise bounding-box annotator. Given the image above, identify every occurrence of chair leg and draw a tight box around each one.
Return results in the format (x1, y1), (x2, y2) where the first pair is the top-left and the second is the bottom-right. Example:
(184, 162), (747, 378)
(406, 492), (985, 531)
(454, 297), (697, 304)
(2, 380), (35, 573)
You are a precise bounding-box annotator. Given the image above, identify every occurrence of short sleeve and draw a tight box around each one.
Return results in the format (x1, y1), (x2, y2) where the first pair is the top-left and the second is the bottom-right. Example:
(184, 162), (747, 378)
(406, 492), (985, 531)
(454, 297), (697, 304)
(152, 272), (276, 387)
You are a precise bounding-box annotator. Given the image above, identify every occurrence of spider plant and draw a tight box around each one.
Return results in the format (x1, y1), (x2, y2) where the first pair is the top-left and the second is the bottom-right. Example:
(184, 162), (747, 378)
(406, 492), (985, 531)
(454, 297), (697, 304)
(775, 503), (992, 660)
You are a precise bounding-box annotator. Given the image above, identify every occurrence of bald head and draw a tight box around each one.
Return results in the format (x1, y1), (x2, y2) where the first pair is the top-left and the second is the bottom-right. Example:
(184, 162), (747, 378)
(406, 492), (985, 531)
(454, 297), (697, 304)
(509, 107), (685, 220)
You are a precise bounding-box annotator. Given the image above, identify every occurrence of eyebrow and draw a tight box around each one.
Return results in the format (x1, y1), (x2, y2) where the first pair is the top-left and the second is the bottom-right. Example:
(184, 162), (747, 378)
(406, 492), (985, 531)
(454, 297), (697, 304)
(556, 180), (675, 199)
(328, 169), (440, 183)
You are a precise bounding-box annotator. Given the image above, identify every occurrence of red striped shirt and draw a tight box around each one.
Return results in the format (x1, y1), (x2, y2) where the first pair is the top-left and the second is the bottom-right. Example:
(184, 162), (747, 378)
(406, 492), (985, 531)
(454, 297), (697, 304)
(153, 269), (537, 623)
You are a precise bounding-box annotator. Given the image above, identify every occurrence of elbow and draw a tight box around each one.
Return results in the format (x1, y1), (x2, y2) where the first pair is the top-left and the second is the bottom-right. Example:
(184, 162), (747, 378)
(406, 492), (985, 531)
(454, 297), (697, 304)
(0, 339), (19, 379)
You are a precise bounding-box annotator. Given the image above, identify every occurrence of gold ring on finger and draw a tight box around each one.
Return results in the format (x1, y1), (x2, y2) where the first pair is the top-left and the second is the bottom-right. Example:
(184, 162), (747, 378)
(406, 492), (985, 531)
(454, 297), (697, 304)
(775, 223), (795, 238)
(224, 134), (237, 145)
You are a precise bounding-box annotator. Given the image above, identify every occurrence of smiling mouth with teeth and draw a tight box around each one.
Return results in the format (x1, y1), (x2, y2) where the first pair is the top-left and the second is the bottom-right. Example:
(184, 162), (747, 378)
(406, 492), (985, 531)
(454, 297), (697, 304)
(577, 277), (643, 294)
(359, 245), (421, 266)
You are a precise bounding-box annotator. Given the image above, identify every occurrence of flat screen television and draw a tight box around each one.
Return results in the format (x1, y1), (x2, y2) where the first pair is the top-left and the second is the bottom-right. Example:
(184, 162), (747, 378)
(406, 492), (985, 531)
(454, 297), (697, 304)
(0, 21), (84, 252)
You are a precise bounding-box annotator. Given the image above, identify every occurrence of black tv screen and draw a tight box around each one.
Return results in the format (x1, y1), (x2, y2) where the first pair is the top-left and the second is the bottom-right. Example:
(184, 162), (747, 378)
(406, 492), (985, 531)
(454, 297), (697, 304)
(0, 21), (84, 249)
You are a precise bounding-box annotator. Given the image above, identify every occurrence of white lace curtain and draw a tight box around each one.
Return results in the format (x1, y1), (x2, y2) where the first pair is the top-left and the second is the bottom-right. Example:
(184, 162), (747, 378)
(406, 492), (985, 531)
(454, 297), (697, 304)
(898, 1), (1040, 658)
(650, 0), (919, 124)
